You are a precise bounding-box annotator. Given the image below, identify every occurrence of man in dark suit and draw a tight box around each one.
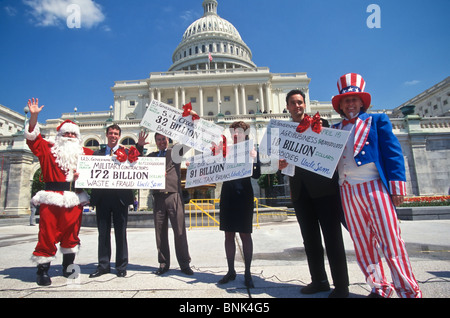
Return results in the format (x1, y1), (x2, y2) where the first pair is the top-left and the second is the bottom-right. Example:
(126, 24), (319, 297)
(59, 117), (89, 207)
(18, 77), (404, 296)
(89, 124), (134, 278)
(279, 90), (349, 298)
(137, 132), (192, 276)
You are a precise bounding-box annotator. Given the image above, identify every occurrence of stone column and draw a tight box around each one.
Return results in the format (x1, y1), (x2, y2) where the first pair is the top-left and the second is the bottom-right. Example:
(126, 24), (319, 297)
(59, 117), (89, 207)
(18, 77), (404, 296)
(181, 88), (186, 106)
(216, 86), (221, 114)
(406, 115), (433, 195)
(199, 87), (204, 116)
(265, 83), (272, 113)
(258, 84), (265, 113)
(240, 85), (247, 114)
(3, 135), (34, 216)
(150, 89), (155, 101)
(156, 89), (161, 102)
(174, 87), (179, 109)
(233, 85), (240, 115)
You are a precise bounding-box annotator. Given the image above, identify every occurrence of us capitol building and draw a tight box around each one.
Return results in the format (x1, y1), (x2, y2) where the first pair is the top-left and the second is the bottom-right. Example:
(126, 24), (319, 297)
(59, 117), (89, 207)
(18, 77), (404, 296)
(1, 0), (449, 215)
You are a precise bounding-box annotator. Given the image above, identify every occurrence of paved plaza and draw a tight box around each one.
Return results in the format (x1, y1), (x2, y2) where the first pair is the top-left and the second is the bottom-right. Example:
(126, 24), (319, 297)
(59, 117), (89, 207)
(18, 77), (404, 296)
(0, 216), (449, 306)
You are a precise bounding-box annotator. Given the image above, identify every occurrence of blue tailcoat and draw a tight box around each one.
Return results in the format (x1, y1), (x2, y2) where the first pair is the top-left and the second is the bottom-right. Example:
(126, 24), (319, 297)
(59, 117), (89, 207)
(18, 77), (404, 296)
(333, 112), (407, 195)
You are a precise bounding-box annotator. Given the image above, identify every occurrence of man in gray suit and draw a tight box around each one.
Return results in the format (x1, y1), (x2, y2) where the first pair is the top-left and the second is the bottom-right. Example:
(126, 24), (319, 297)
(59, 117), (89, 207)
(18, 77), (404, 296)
(137, 132), (192, 276)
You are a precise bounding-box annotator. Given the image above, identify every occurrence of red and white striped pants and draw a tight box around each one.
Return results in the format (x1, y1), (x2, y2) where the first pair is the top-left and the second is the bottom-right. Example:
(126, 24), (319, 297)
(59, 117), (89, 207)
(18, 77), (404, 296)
(340, 179), (422, 298)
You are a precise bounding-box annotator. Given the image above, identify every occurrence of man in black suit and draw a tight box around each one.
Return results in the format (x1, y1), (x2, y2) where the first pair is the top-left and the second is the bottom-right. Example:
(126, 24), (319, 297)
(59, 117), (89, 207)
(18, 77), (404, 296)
(279, 90), (349, 298)
(89, 124), (134, 278)
(137, 132), (192, 276)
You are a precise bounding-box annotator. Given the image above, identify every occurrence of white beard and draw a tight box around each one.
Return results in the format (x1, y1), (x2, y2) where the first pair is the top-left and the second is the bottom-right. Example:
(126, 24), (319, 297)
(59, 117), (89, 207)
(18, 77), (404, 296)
(51, 136), (84, 182)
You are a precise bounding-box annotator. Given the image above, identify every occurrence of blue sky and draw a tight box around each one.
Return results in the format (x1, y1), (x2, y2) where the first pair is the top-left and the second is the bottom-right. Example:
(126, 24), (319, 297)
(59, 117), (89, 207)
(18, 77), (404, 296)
(1, 0), (449, 122)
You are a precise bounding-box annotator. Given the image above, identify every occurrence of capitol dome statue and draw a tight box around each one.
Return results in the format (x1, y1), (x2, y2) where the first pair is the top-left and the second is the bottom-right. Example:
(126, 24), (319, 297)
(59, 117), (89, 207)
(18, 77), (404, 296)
(169, 0), (256, 71)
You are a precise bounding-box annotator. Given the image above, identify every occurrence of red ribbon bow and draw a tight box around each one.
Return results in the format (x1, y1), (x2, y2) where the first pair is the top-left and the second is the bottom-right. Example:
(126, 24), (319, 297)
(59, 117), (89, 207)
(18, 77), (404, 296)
(342, 117), (357, 126)
(296, 112), (322, 134)
(114, 146), (140, 163)
(310, 112), (323, 133)
(211, 135), (227, 157)
(182, 102), (200, 120)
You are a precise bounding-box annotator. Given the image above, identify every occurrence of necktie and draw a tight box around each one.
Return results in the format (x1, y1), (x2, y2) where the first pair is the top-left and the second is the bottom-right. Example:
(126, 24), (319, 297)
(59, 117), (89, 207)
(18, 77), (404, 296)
(110, 148), (113, 156)
(158, 150), (166, 157)
(342, 117), (357, 126)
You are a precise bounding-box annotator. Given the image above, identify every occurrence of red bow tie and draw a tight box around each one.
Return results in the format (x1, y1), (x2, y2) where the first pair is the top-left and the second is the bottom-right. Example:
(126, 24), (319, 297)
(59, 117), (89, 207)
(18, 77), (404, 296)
(342, 117), (357, 126)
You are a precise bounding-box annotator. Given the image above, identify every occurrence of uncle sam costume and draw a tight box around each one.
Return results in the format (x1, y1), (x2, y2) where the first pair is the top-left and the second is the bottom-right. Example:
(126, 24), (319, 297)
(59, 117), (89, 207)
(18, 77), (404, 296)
(332, 73), (422, 298)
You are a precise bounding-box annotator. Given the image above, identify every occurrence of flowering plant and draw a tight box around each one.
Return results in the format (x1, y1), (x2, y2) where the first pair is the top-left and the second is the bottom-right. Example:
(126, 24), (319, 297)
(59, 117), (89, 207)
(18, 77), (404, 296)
(400, 196), (450, 207)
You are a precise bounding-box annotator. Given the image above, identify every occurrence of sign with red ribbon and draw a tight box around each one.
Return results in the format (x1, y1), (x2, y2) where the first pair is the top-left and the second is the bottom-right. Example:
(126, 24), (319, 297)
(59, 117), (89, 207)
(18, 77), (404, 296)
(185, 140), (255, 188)
(259, 119), (350, 179)
(75, 155), (166, 189)
(140, 99), (224, 153)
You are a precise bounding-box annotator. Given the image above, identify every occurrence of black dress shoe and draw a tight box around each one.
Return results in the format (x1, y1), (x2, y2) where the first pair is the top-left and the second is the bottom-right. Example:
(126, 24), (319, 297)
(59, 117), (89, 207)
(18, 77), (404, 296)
(328, 286), (349, 298)
(89, 268), (110, 278)
(218, 271), (236, 285)
(300, 281), (330, 294)
(367, 292), (384, 298)
(181, 267), (194, 275)
(116, 270), (127, 277)
(154, 267), (169, 276)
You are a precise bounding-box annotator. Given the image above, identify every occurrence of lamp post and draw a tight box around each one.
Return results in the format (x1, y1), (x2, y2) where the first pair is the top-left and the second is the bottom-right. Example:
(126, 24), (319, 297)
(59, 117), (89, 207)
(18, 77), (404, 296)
(22, 106), (29, 133)
(74, 107), (78, 122)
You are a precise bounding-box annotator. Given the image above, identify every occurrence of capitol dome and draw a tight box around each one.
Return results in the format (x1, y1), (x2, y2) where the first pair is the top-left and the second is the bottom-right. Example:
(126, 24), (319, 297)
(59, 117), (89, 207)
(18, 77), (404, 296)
(169, 0), (256, 71)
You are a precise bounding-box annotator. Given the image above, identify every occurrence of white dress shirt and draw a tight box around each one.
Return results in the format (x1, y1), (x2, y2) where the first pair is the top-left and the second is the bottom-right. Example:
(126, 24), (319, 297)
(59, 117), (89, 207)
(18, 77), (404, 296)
(337, 123), (380, 185)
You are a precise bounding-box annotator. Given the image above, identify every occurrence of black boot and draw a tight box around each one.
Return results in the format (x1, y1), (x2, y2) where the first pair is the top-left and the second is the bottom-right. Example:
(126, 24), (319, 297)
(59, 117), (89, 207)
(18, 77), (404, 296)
(62, 253), (76, 278)
(36, 263), (51, 286)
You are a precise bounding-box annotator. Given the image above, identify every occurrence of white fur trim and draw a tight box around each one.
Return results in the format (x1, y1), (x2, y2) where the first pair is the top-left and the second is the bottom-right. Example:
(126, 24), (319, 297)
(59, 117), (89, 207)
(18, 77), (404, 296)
(24, 124), (40, 141)
(58, 122), (80, 138)
(60, 245), (79, 254)
(31, 254), (55, 265)
(32, 190), (82, 208)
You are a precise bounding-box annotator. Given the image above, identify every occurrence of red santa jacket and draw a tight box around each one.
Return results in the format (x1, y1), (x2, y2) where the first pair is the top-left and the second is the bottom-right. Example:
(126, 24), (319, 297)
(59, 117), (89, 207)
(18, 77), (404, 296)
(25, 125), (94, 208)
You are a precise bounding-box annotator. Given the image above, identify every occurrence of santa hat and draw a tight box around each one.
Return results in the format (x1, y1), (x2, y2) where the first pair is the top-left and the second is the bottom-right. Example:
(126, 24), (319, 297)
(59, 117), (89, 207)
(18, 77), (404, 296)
(56, 120), (80, 138)
(332, 73), (371, 113)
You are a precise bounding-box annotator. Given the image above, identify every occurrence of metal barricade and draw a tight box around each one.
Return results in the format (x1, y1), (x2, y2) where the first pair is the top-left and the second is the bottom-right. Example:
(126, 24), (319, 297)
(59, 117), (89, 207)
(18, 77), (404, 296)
(187, 198), (260, 229)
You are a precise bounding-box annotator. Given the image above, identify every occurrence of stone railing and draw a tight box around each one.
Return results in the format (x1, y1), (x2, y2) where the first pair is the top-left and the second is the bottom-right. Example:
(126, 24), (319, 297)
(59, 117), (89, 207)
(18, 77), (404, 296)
(420, 117), (450, 129)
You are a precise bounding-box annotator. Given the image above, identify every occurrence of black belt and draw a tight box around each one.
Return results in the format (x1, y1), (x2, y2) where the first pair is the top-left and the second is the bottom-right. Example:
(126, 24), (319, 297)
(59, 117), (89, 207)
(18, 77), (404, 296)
(45, 182), (75, 191)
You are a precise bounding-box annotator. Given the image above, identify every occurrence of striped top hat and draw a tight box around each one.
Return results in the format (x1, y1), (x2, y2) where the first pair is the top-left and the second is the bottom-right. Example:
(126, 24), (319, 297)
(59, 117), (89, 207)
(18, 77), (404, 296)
(332, 73), (371, 113)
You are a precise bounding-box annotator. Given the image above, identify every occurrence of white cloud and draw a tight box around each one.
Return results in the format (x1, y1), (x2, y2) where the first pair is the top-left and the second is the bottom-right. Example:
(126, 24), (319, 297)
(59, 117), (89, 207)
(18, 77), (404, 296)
(404, 80), (421, 86)
(23, 0), (105, 28)
(180, 10), (199, 24)
(5, 6), (18, 16)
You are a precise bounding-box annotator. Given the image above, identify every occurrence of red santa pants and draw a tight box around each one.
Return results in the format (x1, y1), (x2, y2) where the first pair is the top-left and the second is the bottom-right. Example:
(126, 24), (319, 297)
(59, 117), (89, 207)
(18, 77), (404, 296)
(340, 179), (422, 298)
(33, 204), (83, 261)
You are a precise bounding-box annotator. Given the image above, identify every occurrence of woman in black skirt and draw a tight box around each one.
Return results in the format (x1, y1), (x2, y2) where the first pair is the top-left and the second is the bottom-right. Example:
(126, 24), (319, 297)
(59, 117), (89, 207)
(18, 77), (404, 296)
(218, 121), (261, 288)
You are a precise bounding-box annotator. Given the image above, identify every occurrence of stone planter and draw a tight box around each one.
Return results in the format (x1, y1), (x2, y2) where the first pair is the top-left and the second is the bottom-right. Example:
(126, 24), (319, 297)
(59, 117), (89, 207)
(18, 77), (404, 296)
(396, 206), (450, 220)
(400, 104), (416, 116)
(81, 212), (154, 228)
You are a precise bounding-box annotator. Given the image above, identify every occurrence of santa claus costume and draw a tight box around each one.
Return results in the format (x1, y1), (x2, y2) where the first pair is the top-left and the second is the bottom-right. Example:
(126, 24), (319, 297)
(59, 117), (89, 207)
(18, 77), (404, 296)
(25, 119), (93, 286)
